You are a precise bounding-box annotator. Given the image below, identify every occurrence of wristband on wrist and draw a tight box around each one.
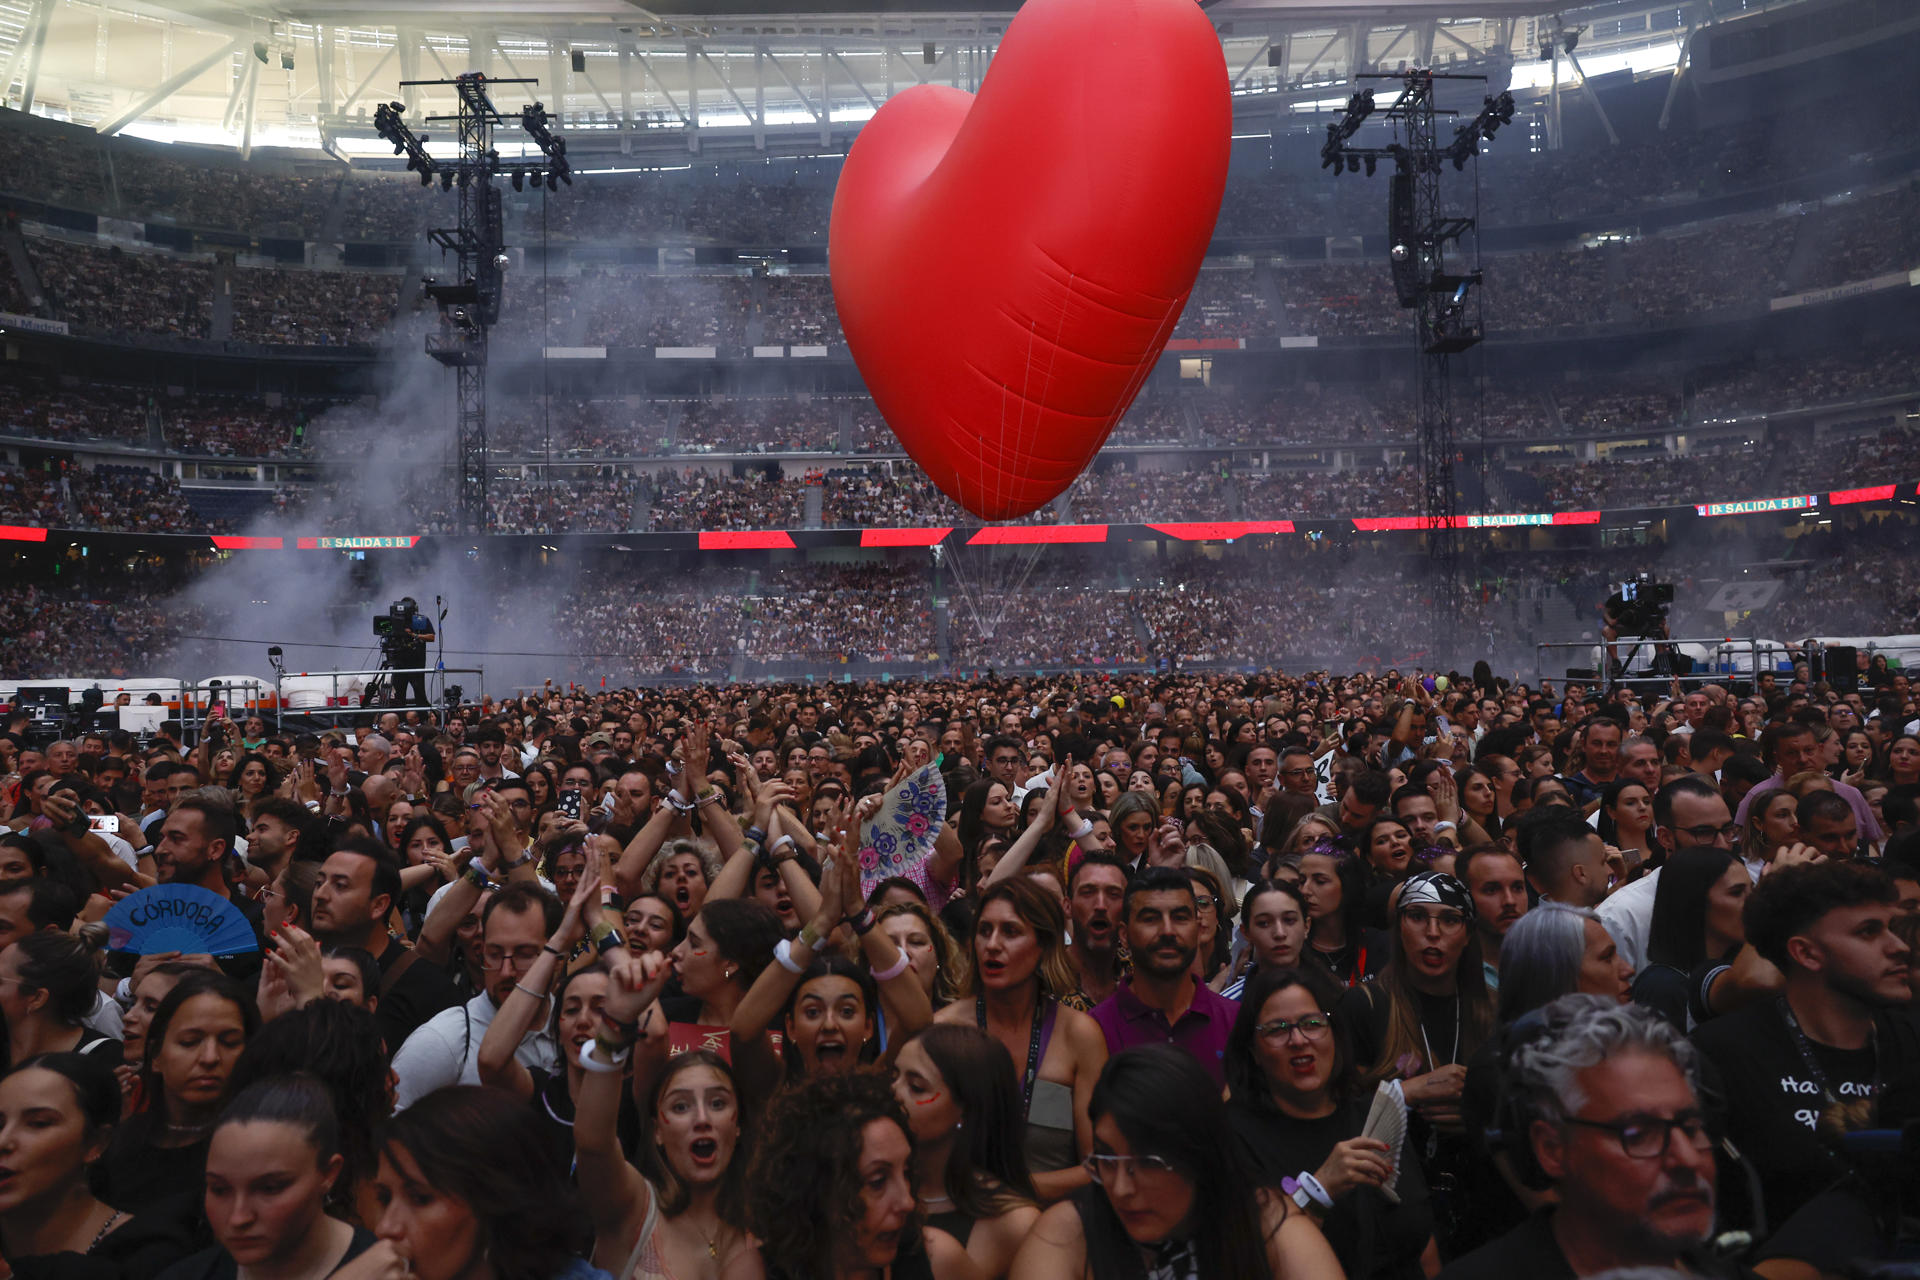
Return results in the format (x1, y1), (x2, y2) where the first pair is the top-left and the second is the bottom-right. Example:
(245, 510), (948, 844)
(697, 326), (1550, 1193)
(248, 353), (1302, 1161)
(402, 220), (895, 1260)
(745, 824), (768, 846)
(464, 863), (490, 890)
(1067, 818), (1095, 840)
(773, 937), (807, 975)
(1297, 1172), (1335, 1210)
(848, 908), (878, 937)
(796, 924), (823, 952)
(770, 834), (797, 859)
(581, 1038), (631, 1072)
(542, 942), (565, 957)
(869, 951), (912, 984)
(502, 848), (534, 870)
(696, 789), (723, 807)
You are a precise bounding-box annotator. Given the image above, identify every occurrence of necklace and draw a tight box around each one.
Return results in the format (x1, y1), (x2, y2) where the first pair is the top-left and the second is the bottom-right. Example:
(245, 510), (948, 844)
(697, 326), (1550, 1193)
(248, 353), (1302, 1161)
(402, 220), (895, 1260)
(85, 1208), (122, 1255)
(1419, 994), (1461, 1069)
(686, 1216), (723, 1259)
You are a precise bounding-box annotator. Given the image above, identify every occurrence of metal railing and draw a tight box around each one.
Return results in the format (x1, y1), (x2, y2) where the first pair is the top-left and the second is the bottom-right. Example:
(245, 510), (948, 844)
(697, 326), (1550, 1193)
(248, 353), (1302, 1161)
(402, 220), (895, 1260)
(1535, 635), (1783, 689)
(272, 666), (486, 726)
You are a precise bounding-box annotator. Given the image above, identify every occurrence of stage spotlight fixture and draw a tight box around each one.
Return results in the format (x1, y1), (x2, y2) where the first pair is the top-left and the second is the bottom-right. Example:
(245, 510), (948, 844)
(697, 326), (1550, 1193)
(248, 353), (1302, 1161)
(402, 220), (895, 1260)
(1346, 153), (1361, 173)
(493, 252), (510, 270)
(511, 169), (524, 191)
(253, 40), (269, 64)
(546, 169), (559, 191)
(441, 169), (454, 191)
(1363, 154), (1377, 177)
(281, 51), (294, 70)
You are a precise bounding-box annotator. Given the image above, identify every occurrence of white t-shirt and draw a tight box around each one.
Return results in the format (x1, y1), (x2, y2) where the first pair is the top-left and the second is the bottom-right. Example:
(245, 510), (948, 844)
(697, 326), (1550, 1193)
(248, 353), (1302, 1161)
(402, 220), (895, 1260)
(391, 991), (557, 1110)
(1596, 868), (1662, 976)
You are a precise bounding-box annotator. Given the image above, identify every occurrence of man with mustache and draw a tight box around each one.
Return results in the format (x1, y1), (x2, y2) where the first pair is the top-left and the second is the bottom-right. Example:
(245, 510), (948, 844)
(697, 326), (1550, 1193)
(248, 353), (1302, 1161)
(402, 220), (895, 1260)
(1440, 996), (1726, 1279)
(1088, 866), (1239, 1087)
(1065, 851), (1130, 1008)
(1691, 860), (1920, 1230)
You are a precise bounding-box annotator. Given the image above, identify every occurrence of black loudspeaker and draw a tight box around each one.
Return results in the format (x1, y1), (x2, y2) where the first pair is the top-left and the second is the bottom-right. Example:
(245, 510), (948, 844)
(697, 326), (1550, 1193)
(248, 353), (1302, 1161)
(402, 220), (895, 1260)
(570, 49), (586, 73)
(923, 42), (937, 64)
(1826, 645), (1859, 693)
(1388, 173), (1421, 309)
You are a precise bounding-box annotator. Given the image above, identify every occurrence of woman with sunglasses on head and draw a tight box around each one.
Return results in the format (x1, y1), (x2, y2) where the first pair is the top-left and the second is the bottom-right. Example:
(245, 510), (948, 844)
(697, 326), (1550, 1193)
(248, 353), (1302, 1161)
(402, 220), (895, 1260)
(1629, 846), (1768, 1031)
(0, 1053), (198, 1279)
(893, 1025), (1039, 1278)
(1225, 967), (1436, 1280)
(155, 1075), (377, 1280)
(1011, 1044), (1342, 1280)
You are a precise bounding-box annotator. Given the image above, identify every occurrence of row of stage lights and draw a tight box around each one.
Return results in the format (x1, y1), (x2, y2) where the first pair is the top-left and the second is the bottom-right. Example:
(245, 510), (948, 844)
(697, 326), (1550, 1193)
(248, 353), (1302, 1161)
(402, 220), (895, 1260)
(371, 100), (573, 193)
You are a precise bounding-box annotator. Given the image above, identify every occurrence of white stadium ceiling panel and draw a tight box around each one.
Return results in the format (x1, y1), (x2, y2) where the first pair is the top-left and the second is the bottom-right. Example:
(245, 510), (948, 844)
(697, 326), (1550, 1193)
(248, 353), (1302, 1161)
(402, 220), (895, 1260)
(0, 0), (1724, 152)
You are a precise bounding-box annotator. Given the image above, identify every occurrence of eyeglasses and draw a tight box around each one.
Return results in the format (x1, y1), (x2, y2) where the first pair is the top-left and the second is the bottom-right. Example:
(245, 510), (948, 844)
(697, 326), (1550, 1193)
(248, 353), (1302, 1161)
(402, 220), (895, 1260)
(1193, 894), (1217, 912)
(1255, 1015), (1331, 1043)
(1563, 1113), (1712, 1160)
(1281, 767), (1317, 779)
(1083, 1152), (1177, 1185)
(1671, 822), (1740, 846)
(1399, 908), (1468, 931)
(482, 945), (545, 970)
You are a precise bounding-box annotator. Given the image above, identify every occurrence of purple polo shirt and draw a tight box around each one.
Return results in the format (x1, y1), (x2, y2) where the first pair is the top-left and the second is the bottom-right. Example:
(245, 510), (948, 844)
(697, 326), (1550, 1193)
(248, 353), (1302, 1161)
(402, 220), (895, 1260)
(1089, 977), (1239, 1087)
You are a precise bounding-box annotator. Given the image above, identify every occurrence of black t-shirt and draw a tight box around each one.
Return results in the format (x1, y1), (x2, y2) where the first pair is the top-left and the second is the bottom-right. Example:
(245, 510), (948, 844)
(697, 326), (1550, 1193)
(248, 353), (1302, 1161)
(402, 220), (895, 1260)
(1341, 983), (1468, 1076)
(372, 940), (464, 1058)
(12, 1204), (202, 1280)
(1691, 999), (1920, 1228)
(1438, 1209), (1763, 1280)
(94, 1117), (209, 1217)
(527, 1066), (643, 1181)
(1229, 1096), (1432, 1280)
(154, 1225), (379, 1280)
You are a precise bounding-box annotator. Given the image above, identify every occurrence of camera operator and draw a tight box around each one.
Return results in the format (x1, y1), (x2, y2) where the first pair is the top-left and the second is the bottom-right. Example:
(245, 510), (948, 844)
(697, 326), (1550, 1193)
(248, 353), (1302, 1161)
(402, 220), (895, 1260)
(1602, 575), (1672, 677)
(385, 596), (436, 709)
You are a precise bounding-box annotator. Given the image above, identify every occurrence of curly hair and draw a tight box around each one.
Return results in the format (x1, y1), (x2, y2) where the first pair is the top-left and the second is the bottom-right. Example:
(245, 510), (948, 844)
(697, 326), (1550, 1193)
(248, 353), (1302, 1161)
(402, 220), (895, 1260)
(639, 838), (724, 896)
(1744, 859), (1896, 972)
(747, 1068), (923, 1280)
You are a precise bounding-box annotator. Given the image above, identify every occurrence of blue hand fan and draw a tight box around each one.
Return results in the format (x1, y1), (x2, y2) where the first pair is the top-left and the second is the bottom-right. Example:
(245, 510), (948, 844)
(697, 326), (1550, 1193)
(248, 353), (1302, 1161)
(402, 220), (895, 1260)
(104, 884), (259, 956)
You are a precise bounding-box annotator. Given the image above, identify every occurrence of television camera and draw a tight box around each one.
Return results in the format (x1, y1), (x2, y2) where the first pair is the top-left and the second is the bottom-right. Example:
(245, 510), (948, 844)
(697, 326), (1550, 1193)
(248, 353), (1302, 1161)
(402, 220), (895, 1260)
(1607, 573), (1674, 636)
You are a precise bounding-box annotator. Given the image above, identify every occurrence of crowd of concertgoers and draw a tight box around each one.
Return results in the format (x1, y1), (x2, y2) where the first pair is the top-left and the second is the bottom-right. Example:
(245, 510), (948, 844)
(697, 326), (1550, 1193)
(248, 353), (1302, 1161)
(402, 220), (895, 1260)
(6, 404), (1920, 538)
(2, 340), (1913, 466)
(0, 651), (1915, 1279)
(0, 70), (1918, 1280)
(6, 181), (1918, 348)
(1, 519), (1915, 685)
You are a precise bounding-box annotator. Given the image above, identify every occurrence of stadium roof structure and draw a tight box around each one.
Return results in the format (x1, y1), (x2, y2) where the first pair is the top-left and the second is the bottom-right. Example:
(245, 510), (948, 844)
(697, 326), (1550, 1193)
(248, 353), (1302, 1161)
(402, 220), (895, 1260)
(0, 0), (1736, 159)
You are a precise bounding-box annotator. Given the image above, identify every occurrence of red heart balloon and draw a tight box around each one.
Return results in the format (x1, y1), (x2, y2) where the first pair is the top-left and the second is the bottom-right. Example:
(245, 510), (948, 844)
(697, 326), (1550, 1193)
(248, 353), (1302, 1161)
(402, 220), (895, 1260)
(829, 0), (1230, 522)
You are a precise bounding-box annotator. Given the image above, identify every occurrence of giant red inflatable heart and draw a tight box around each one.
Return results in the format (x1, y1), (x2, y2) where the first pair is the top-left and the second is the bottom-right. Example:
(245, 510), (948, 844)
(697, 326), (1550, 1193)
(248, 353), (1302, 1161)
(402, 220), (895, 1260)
(829, 0), (1230, 522)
